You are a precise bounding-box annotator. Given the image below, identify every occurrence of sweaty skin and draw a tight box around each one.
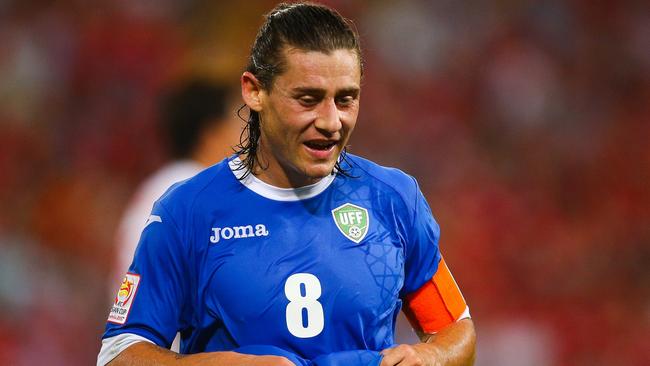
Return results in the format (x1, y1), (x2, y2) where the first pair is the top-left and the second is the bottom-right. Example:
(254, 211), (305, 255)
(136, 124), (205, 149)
(108, 342), (294, 366)
(381, 319), (476, 366)
(241, 48), (360, 188)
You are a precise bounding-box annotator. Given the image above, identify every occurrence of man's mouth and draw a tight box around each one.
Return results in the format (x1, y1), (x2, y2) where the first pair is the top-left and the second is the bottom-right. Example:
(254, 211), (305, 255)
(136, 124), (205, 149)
(304, 140), (337, 151)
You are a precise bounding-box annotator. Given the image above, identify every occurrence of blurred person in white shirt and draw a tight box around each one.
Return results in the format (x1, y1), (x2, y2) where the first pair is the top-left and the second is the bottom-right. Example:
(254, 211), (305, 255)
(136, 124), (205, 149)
(112, 77), (241, 295)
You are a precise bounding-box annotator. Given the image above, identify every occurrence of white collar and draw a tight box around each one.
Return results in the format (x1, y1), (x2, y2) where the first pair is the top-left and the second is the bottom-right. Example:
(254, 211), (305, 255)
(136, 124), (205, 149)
(228, 157), (336, 201)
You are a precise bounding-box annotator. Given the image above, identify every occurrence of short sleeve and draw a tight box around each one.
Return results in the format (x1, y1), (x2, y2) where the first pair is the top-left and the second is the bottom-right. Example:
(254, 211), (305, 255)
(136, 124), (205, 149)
(400, 180), (442, 296)
(102, 201), (190, 348)
(399, 180), (470, 334)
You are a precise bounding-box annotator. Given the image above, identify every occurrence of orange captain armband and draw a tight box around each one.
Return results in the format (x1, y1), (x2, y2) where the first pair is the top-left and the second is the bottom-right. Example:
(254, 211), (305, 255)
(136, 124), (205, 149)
(403, 257), (468, 334)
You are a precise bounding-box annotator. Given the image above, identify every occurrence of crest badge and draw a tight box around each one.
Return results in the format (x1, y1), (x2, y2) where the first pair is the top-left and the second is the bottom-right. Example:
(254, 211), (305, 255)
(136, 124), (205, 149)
(332, 203), (369, 243)
(107, 273), (141, 324)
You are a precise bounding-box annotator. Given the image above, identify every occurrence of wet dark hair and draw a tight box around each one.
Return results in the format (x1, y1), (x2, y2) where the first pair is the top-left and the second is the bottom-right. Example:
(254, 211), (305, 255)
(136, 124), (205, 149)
(235, 2), (362, 178)
(160, 79), (229, 159)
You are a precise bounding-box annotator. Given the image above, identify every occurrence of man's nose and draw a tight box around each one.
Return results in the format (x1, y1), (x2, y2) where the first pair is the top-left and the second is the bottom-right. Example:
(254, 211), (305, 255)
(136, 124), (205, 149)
(314, 98), (342, 134)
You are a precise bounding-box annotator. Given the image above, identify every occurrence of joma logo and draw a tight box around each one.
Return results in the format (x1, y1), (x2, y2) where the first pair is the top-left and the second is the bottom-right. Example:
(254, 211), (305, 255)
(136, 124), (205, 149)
(210, 224), (269, 243)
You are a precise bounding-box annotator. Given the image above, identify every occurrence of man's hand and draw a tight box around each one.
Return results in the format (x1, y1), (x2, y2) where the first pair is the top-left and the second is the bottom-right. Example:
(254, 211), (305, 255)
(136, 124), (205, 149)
(107, 341), (298, 366)
(230, 354), (296, 366)
(249, 355), (297, 366)
(380, 343), (441, 366)
(234, 345), (308, 366)
(380, 318), (475, 366)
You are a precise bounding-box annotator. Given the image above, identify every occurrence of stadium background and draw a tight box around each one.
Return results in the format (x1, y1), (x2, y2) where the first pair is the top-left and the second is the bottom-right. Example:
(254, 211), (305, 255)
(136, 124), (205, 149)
(0, 0), (647, 365)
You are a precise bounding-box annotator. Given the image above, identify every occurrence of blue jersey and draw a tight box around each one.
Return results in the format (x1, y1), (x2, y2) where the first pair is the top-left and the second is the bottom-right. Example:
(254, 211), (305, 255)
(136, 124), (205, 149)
(103, 154), (441, 361)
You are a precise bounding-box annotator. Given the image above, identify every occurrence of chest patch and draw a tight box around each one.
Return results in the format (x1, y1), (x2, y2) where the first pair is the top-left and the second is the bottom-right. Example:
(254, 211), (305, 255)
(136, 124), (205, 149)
(331, 203), (369, 243)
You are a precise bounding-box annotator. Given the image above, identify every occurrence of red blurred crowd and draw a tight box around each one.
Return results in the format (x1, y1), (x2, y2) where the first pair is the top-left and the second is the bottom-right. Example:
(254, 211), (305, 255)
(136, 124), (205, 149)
(0, 1), (647, 365)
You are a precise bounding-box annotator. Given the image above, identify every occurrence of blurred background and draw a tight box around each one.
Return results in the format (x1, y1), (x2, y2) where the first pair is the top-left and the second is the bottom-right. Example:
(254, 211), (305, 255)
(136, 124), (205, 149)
(0, 0), (648, 365)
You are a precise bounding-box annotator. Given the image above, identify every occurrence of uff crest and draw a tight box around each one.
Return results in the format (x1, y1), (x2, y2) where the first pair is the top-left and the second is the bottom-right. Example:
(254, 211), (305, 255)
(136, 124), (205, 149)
(331, 203), (369, 243)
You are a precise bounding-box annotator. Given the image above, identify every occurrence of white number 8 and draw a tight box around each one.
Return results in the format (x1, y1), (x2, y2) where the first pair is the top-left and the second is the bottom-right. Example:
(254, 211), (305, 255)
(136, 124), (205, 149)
(284, 273), (324, 338)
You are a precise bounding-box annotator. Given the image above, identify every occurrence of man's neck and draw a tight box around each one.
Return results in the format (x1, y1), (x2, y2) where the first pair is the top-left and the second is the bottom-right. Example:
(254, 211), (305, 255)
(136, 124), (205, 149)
(239, 153), (323, 189)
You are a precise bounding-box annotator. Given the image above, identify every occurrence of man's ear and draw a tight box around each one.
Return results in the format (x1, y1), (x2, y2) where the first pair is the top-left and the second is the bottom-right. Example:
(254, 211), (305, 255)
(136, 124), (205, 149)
(241, 71), (264, 112)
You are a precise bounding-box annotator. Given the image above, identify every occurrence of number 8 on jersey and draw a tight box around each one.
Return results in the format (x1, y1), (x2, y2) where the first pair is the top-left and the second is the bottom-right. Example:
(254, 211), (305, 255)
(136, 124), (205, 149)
(285, 273), (324, 338)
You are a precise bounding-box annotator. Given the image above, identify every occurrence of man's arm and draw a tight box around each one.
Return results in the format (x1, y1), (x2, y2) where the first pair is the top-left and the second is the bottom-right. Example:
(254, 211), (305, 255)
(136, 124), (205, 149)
(380, 318), (476, 366)
(107, 342), (295, 366)
(385, 253), (476, 366)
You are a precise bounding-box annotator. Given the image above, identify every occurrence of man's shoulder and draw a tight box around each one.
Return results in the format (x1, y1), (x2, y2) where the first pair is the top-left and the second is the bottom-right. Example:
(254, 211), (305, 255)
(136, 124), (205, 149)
(133, 161), (204, 205)
(157, 157), (234, 209)
(344, 153), (417, 193)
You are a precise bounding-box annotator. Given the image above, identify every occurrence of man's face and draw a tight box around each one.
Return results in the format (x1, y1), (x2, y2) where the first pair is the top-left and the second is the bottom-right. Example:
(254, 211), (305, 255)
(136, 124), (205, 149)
(255, 47), (361, 188)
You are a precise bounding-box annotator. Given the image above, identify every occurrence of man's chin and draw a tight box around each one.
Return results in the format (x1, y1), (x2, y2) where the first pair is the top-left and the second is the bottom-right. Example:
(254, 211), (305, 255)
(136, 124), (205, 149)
(304, 162), (336, 181)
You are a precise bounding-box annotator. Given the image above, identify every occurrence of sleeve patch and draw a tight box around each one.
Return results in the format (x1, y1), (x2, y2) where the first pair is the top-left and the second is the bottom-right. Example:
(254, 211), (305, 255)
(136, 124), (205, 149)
(403, 257), (467, 333)
(107, 273), (141, 325)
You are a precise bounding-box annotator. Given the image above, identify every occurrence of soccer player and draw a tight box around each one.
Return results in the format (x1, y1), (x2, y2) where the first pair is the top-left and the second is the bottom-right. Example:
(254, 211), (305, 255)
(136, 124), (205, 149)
(98, 3), (476, 366)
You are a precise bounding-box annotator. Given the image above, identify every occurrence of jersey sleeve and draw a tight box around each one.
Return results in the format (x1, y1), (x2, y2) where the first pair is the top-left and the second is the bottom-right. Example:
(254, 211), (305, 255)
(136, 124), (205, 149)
(400, 180), (442, 295)
(400, 180), (470, 334)
(101, 201), (191, 348)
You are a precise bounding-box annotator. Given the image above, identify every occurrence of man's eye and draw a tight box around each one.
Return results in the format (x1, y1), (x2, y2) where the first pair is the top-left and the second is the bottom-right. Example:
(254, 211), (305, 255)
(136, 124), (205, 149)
(336, 96), (354, 106)
(299, 96), (318, 106)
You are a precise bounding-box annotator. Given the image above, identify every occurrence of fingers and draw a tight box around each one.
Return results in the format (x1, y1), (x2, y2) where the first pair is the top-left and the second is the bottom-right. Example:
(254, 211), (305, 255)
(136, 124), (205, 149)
(250, 355), (297, 366)
(380, 346), (405, 366)
(380, 344), (427, 366)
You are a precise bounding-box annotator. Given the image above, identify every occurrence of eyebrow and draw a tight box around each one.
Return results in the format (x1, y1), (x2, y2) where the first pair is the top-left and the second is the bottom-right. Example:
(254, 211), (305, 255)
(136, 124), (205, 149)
(291, 86), (360, 97)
